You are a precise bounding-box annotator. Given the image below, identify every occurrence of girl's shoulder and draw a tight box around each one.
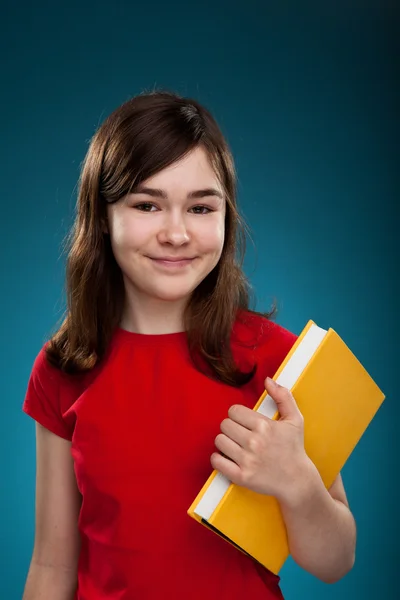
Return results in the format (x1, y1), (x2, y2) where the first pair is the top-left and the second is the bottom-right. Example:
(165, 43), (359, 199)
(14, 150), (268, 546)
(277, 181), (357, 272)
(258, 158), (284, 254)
(233, 309), (298, 349)
(28, 341), (102, 392)
(22, 342), (104, 440)
(232, 310), (298, 381)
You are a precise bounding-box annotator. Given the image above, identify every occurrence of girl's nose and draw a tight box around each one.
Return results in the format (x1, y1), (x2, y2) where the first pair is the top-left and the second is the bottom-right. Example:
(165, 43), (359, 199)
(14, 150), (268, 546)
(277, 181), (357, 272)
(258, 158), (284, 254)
(157, 215), (190, 245)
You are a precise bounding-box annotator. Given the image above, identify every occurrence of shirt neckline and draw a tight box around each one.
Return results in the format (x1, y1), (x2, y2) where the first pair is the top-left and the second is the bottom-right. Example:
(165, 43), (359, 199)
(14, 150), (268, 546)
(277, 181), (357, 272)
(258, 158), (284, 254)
(113, 327), (188, 346)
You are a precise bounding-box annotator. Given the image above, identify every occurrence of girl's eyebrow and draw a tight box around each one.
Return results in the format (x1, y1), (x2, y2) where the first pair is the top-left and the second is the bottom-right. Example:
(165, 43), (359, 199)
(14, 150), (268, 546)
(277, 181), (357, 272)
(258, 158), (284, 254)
(131, 186), (224, 200)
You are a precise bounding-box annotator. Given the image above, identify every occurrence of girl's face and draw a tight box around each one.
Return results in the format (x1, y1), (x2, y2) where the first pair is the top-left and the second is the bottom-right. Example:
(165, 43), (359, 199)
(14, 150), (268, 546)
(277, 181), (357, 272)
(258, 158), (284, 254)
(106, 146), (226, 306)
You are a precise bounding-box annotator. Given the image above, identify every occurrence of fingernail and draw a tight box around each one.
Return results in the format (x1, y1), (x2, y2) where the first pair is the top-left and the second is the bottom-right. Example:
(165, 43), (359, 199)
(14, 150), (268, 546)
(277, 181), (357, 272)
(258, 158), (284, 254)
(267, 377), (278, 387)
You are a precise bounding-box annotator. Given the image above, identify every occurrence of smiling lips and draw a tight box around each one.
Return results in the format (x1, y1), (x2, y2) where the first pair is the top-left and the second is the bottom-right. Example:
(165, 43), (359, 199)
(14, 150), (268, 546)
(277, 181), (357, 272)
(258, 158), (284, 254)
(149, 256), (196, 268)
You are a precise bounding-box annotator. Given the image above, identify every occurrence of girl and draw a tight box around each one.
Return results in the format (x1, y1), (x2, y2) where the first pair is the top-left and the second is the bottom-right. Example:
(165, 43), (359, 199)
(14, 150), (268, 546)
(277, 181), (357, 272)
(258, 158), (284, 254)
(22, 91), (356, 600)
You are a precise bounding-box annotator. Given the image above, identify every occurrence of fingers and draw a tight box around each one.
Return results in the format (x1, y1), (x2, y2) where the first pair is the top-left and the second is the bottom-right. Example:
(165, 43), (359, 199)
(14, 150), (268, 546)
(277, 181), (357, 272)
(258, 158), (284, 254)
(265, 378), (304, 423)
(220, 417), (250, 447)
(214, 432), (243, 464)
(210, 451), (242, 482)
(227, 404), (264, 429)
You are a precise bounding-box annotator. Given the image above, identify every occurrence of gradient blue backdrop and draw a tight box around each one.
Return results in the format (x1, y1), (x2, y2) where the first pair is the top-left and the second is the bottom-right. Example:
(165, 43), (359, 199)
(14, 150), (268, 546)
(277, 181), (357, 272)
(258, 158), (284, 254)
(1, 1), (398, 598)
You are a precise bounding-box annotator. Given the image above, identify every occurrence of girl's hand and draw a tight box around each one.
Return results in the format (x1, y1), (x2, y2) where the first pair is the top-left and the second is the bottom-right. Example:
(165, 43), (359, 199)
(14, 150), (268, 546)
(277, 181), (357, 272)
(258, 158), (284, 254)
(211, 377), (313, 502)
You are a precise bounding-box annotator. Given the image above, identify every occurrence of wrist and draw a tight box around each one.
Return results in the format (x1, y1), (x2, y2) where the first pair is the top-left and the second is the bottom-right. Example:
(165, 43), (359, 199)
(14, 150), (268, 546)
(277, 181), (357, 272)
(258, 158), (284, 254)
(277, 455), (323, 510)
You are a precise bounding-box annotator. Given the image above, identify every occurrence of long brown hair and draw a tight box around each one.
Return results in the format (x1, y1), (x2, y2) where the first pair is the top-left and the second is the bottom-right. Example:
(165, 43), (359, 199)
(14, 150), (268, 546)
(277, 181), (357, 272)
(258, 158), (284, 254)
(46, 89), (277, 386)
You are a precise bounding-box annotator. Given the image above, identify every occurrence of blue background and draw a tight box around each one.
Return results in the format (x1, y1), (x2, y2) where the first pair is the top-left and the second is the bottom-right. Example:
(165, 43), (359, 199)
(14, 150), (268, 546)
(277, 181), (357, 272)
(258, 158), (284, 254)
(1, 0), (397, 597)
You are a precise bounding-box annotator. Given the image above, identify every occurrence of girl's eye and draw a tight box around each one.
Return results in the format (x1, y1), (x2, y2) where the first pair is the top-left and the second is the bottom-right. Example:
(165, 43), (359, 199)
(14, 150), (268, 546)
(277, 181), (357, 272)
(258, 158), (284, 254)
(132, 203), (213, 214)
(190, 205), (213, 215)
(133, 203), (157, 212)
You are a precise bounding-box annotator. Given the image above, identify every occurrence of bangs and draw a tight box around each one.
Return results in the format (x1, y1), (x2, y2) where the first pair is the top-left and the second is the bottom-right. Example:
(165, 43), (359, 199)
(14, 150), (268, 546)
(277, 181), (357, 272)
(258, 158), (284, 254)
(99, 99), (216, 204)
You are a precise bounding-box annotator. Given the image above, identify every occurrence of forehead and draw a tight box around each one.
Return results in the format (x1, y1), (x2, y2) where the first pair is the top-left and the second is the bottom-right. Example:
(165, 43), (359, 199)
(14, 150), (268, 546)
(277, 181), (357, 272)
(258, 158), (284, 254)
(142, 146), (221, 189)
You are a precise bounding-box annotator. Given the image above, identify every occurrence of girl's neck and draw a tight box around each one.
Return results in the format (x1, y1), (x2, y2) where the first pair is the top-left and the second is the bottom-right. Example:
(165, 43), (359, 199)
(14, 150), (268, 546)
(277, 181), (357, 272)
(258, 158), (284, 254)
(120, 293), (189, 335)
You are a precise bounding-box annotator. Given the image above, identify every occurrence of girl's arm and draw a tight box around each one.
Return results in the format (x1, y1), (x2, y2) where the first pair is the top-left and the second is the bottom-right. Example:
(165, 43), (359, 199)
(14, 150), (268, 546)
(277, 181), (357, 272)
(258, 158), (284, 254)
(279, 466), (356, 584)
(22, 423), (81, 600)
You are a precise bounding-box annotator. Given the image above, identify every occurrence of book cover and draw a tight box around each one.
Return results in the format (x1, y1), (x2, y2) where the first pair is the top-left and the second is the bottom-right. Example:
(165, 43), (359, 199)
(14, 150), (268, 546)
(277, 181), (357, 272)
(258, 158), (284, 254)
(187, 320), (386, 575)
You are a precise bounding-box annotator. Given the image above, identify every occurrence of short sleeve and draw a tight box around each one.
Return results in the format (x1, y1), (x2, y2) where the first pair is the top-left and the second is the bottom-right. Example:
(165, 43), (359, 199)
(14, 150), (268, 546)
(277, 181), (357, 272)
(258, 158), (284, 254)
(233, 313), (299, 395)
(257, 319), (299, 379)
(22, 345), (74, 441)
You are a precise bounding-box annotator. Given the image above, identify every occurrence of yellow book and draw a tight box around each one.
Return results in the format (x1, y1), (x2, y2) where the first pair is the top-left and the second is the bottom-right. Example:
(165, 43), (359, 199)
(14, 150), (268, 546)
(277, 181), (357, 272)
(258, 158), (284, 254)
(187, 320), (385, 575)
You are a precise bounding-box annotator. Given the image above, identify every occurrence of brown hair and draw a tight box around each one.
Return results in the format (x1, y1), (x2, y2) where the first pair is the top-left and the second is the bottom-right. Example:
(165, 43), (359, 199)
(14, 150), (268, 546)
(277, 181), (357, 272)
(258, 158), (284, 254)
(46, 89), (277, 387)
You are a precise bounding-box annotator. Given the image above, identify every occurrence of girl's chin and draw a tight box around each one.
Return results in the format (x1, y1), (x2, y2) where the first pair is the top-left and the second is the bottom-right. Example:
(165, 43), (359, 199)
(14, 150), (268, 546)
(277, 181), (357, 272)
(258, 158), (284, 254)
(145, 288), (194, 303)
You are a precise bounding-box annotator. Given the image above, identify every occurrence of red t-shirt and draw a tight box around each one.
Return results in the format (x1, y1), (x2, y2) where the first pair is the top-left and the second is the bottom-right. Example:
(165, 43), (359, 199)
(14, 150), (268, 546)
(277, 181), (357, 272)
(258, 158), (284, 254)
(22, 311), (297, 599)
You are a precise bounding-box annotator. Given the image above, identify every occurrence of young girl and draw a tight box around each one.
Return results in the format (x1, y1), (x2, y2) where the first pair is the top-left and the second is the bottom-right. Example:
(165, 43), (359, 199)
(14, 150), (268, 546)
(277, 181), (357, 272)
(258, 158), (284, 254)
(22, 91), (356, 600)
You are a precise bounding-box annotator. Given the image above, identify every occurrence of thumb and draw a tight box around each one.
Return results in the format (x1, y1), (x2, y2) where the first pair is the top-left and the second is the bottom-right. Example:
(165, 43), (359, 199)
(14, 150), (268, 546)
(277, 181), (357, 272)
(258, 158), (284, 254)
(265, 377), (302, 422)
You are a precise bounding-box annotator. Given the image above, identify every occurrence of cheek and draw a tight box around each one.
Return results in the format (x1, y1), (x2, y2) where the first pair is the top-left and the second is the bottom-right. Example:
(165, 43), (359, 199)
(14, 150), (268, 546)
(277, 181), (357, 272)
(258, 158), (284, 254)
(197, 219), (225, 254)
(109, 214), (149, 252)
